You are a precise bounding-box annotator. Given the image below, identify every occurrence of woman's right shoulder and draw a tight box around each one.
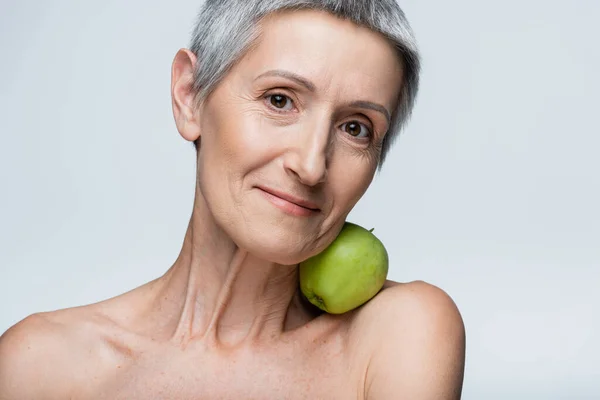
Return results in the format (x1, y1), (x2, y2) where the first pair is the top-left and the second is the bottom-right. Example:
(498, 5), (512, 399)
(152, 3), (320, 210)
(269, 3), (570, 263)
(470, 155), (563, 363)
(0, 308), (115, 399)
(0, 312), (75, 399)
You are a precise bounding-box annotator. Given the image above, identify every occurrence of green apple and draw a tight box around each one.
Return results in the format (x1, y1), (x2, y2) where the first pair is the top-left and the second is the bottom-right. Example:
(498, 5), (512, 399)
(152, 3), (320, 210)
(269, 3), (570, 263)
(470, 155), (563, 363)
(299, 222), (389, 314)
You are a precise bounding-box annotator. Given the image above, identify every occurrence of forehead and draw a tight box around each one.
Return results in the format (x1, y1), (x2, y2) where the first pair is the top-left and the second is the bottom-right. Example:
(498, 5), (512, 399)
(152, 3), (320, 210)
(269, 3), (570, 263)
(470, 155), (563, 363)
(233, 9), (404, 108)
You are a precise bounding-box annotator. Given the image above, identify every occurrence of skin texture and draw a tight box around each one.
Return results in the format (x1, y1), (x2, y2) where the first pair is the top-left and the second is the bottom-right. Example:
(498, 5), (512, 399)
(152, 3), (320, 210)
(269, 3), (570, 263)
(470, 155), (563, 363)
(0, 9), (465, 400)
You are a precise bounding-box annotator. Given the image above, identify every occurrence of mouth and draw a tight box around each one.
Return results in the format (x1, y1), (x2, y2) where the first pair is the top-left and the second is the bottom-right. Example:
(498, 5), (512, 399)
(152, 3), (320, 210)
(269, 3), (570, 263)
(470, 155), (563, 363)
(256, 186), (321, 217)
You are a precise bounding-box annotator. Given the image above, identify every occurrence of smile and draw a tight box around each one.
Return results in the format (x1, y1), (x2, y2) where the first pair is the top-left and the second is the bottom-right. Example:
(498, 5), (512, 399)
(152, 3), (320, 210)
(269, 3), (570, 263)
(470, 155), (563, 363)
(256, 186), (321, 217)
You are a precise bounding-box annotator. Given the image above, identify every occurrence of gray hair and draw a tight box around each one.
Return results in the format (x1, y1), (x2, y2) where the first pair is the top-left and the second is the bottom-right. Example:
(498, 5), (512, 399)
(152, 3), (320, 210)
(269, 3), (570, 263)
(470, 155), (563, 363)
(188, 0), (420, 167)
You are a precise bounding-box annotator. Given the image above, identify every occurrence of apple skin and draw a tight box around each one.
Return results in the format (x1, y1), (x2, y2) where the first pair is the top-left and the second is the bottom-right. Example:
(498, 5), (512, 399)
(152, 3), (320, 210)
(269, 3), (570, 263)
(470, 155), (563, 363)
(299, 222), (389, 314)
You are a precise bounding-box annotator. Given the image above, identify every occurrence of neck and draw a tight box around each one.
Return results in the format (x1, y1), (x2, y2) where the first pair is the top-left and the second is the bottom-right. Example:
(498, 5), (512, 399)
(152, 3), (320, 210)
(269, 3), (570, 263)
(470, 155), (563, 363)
(147, 189), (318, 348)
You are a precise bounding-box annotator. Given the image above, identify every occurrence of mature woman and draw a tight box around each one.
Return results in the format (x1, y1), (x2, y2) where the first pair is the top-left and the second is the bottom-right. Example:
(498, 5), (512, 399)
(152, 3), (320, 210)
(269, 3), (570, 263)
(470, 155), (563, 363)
(0, 0), (465, 399)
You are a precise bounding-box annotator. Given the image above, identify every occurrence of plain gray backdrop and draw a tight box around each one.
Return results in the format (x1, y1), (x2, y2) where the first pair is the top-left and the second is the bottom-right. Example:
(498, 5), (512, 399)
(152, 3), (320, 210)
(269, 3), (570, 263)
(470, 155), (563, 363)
(1, 0), (599, 398)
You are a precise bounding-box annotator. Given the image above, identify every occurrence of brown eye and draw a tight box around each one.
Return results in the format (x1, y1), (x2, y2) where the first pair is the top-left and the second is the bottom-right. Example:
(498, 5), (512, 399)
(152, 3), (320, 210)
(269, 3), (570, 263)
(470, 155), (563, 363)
(342, 121), (371, 138)
(268, 94), (293, 111)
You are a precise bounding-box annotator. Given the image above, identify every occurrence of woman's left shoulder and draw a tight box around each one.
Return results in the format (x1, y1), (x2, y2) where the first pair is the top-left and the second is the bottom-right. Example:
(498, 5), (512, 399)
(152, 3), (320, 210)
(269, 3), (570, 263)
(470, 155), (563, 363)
(353, 279), (465, 337)
(372, 279), (463, 317)
(348, 280), (466, 399)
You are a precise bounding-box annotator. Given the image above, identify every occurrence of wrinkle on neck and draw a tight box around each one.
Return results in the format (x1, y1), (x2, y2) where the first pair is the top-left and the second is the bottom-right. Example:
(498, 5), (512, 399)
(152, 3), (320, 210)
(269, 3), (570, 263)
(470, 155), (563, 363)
(150, 192), (306, 349)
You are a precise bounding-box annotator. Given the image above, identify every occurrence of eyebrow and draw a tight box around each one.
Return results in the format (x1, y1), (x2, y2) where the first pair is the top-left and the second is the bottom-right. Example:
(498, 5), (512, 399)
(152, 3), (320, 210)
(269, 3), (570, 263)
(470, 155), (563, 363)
(348, 101), (391, 125)
(256, 69), (316, 92)
(255, 69), (391, 124)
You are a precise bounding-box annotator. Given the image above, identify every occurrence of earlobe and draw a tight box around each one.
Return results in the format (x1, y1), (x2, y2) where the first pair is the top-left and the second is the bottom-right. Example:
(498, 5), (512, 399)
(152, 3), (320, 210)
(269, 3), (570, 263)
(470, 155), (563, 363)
(171, 48), (201, 142)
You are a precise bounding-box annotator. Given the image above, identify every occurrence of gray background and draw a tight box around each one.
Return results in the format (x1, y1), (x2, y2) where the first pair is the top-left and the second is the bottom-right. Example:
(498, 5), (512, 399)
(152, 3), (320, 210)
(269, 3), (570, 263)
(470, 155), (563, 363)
(1, 0), (598, 398)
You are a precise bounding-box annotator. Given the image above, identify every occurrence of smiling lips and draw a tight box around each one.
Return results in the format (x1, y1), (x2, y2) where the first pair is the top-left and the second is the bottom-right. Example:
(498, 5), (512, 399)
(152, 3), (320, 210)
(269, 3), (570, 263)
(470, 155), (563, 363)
(257, 186), (320, 217)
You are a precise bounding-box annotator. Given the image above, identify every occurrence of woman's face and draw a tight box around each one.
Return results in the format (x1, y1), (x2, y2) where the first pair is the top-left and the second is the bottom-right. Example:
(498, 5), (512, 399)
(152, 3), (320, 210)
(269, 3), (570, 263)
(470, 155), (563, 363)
(187, 9), (403, 265)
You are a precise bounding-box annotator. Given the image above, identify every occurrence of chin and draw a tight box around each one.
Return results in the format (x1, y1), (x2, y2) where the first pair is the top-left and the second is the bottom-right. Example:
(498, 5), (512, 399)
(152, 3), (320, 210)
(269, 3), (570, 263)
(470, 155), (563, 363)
(250, 234), (316, 265)
(212, 190), (340, 265)
(234, 224), (325, 266)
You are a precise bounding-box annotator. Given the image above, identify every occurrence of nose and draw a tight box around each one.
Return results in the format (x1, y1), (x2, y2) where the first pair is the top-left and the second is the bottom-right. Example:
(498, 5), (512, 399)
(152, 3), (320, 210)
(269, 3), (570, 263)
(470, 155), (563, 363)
(283, 118), (330, 187)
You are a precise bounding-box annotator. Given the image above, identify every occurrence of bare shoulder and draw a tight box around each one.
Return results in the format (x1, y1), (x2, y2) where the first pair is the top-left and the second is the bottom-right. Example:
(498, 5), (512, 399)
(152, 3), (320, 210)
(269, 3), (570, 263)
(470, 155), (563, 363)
(0, 312), (73, 399)
(350, 280), (466, 400)
(0, 307), (117, 400)
(356, 279), (464, 325)
(350, 279), (465, 335)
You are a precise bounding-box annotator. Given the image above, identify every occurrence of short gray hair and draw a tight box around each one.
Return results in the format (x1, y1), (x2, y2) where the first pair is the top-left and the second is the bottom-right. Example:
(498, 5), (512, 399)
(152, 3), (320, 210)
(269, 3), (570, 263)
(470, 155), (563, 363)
(189, 0), (421, 167)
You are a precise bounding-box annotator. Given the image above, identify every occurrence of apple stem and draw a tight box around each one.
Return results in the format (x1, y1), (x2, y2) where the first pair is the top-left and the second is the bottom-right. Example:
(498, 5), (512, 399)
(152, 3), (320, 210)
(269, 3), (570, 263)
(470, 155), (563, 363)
(369, 228), (375, 233)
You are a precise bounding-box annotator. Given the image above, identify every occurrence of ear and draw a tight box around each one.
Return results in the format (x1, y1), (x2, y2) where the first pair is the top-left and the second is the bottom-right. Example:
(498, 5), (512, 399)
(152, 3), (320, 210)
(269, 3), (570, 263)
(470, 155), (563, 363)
(171, 48), (201, 142)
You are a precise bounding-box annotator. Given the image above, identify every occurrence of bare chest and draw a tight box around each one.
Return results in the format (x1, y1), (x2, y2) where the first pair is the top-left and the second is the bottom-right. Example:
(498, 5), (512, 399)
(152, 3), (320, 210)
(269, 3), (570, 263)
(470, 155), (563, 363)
(83, 338), (364, 400)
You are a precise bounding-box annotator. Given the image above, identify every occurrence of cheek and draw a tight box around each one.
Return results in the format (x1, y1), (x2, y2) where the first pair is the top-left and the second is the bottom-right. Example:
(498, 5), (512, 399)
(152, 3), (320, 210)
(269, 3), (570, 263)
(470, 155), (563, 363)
(209, 105), (279, 171)
(197, 96), (283, 218)
(329, 154), (376, 209)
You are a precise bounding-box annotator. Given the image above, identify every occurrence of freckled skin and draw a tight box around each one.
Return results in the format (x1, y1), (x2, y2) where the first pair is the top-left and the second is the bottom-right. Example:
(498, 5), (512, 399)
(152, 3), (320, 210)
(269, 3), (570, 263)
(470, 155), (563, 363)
(0, 8), (465, 400)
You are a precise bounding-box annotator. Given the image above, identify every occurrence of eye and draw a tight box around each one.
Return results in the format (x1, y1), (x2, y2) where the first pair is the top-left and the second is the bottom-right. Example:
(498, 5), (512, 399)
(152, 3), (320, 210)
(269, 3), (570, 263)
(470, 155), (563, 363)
(341, 121), (371, 139)
(266, 94), (294, 111)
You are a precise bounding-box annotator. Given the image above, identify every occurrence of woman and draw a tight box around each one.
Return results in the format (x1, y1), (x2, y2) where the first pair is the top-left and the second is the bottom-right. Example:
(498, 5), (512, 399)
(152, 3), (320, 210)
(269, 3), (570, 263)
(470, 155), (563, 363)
(0, 0), (465, 398)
